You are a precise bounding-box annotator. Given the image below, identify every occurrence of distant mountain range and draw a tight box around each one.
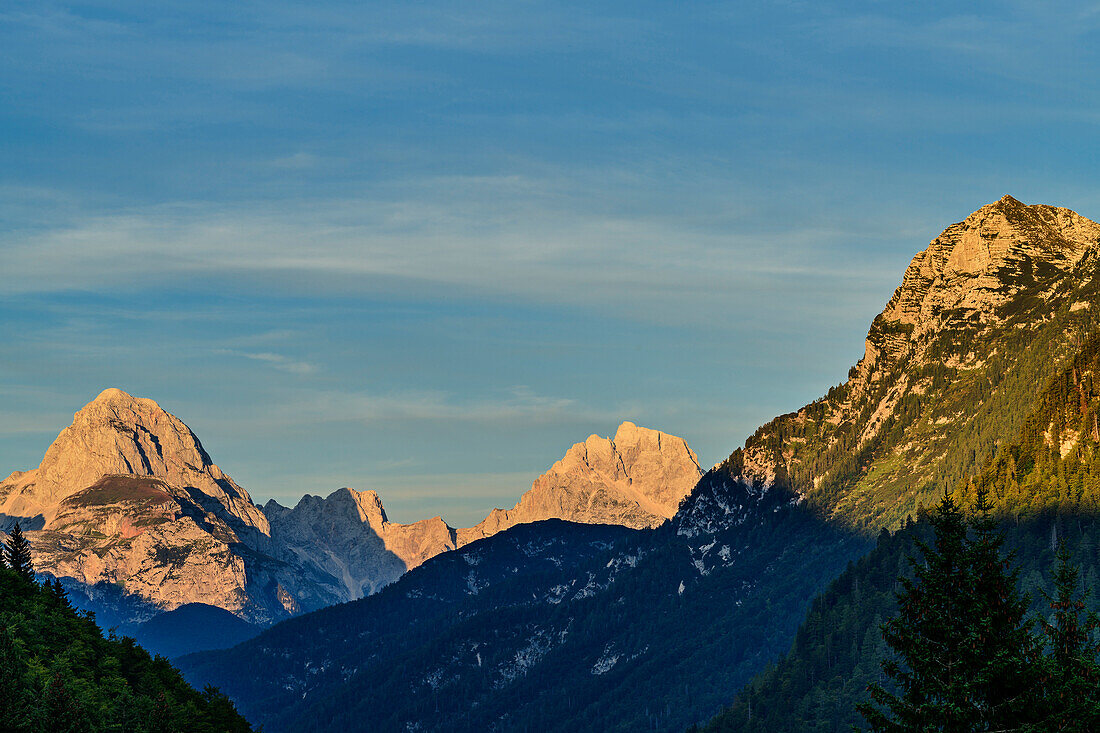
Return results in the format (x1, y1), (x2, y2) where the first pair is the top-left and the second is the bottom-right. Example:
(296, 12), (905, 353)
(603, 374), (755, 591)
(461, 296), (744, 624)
(10, 196), (1100, 730)
(178, 196), (1100, 731)
(0, 388), (701, 632)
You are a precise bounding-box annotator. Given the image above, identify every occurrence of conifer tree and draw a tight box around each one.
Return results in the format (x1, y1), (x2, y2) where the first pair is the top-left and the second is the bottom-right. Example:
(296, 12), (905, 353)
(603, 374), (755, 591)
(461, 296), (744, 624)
(0, 627), (32, 732)
(4, 522), (34, 582)
(47, 577), (70, 608)
(38, 670), (90, 733)
(1029, 541), (1100, 731)
(858, 491), (1041, 731)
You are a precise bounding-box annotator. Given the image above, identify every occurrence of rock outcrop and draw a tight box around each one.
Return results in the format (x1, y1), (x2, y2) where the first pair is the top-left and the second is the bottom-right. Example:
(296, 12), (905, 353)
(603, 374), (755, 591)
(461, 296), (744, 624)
(458, 421), (702, 544)
(265, 489), (456, 600)
(2, 390), (702, 622)
(720, 195), (1100, 529)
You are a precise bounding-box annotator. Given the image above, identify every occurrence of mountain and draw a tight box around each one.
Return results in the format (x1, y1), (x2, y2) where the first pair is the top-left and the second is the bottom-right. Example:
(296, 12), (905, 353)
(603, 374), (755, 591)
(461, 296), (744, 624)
(0, 388), (267, 535)
(0, 389), (304, 623)
(703, 326), (1100, 731)
(264, 421), (703, 599)
(458, 421), (702, 543)
(0, 388), (701, 626)
(724, 195), (1100, 529)
(119, 603), (263, 660)
(179, 496), (866, 732)
(178, 196), (1100, 732)
(262, 488), (456, 600)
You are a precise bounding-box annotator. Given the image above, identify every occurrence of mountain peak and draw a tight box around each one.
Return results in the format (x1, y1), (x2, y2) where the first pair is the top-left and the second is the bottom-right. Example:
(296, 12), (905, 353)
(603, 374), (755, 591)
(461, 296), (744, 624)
(88, 387), (162, 414)
(93, 387), (135, 403)
(332, 487), (389, 526)
(722, 197), (1100, 530)
(94, 385), (131, 402)
(613, 420), (642, 440)
(1, 389), (264, 532)
(459, 422), (702, 544)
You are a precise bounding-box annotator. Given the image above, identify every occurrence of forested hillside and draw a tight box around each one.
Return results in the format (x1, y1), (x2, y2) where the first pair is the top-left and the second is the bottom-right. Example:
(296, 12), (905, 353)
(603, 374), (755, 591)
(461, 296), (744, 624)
(180, 500), (868, 732)
(703, 329), (1100, 732)
(0, 529), (253, 732)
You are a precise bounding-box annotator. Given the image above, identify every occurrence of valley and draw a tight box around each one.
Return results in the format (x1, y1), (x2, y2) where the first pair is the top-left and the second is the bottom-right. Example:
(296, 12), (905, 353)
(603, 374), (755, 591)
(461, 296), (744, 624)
(7, 196), (1100, 730)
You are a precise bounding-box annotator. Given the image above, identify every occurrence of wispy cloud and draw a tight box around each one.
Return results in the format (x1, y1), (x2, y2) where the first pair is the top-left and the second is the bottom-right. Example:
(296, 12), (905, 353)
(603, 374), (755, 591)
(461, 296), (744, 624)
(0, 172), (906, 332)
(265, 385), (622, 427)
(216, 349), (317, 375)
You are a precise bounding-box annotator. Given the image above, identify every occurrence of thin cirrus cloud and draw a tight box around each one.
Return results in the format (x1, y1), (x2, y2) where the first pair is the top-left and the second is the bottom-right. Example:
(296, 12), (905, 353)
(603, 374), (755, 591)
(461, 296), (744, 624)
(262, 385), (617, 428)
(5, 0), (1100, 519)
(215, 349), (318, 376)
(0, 178), (905, 333)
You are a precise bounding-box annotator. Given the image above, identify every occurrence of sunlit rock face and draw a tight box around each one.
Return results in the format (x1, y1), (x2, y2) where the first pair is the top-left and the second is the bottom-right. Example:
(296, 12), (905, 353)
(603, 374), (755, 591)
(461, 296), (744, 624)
(718, 196), (1100, 529)
(0, 390), (288, 622)
(0, 388), (268, 537)
(458, 421), (703, 545)
(1, 390), (703, 622)
(265, 488), (456, 600)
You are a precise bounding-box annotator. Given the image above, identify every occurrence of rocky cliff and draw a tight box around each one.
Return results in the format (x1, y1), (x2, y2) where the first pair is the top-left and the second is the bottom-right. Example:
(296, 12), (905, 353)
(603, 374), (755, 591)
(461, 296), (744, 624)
(721, 195), (1100, 529)
(264, 489), (456, 600)
(1, 390), (702, 621)
(458, 421), (702, 544)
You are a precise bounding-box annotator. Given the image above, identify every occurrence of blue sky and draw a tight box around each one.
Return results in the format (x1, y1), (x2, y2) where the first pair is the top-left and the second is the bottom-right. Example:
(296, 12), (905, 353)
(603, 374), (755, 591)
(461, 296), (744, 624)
(3, 1), (1100, 525)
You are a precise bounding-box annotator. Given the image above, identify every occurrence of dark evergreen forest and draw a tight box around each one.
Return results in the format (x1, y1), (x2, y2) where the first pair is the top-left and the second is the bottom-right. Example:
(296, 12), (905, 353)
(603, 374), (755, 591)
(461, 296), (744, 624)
(0, 525), (253, 732)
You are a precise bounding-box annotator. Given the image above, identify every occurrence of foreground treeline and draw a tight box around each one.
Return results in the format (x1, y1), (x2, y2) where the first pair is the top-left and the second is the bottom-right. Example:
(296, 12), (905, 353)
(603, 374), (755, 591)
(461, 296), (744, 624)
(702, 495), (1100, 732)
(0, 525), (253, 732)
(702, 322), (1100, 731)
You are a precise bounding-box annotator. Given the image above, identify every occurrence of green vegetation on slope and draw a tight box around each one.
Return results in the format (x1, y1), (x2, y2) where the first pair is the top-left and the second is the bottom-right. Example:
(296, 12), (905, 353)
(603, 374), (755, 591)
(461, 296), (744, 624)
(702, 330), (1100, 732)
(701, 516), (1100, 732)
(723, 201), (1100, 531)
(0, 528), (253, 732)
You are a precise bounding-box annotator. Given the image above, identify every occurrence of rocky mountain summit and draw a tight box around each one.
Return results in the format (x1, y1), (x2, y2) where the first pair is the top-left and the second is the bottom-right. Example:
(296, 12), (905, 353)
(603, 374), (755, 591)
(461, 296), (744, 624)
(1, 389), (702, 622)
(0, 389), (330, 622)
(722, 195), (1100, 529)
(0, 388), (267, 535)
(458, 421), (702, 544)
(264, 488), (457, 601)
(263, 420), (701, 599)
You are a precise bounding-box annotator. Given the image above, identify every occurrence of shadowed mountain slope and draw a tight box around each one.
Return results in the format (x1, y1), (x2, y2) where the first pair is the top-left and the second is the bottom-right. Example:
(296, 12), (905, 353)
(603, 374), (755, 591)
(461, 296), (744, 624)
(180, 197), (1100, 732)
(704, 326), (1100, 731)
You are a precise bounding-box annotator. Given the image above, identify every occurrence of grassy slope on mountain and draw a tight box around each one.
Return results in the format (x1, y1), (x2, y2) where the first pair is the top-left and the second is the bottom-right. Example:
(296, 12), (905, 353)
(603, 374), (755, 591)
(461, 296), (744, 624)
(724, 199), (1100, 531)
(0, 565), (252, 732)
(703, 330), (1100, 732)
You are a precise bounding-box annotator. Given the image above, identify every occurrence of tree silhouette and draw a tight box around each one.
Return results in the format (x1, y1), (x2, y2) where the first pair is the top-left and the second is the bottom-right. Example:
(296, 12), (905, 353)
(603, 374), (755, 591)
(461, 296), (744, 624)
(4, 522), (34, 582)
(1030, 541), (1100, 731)
(859, 490), (1042, 731)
